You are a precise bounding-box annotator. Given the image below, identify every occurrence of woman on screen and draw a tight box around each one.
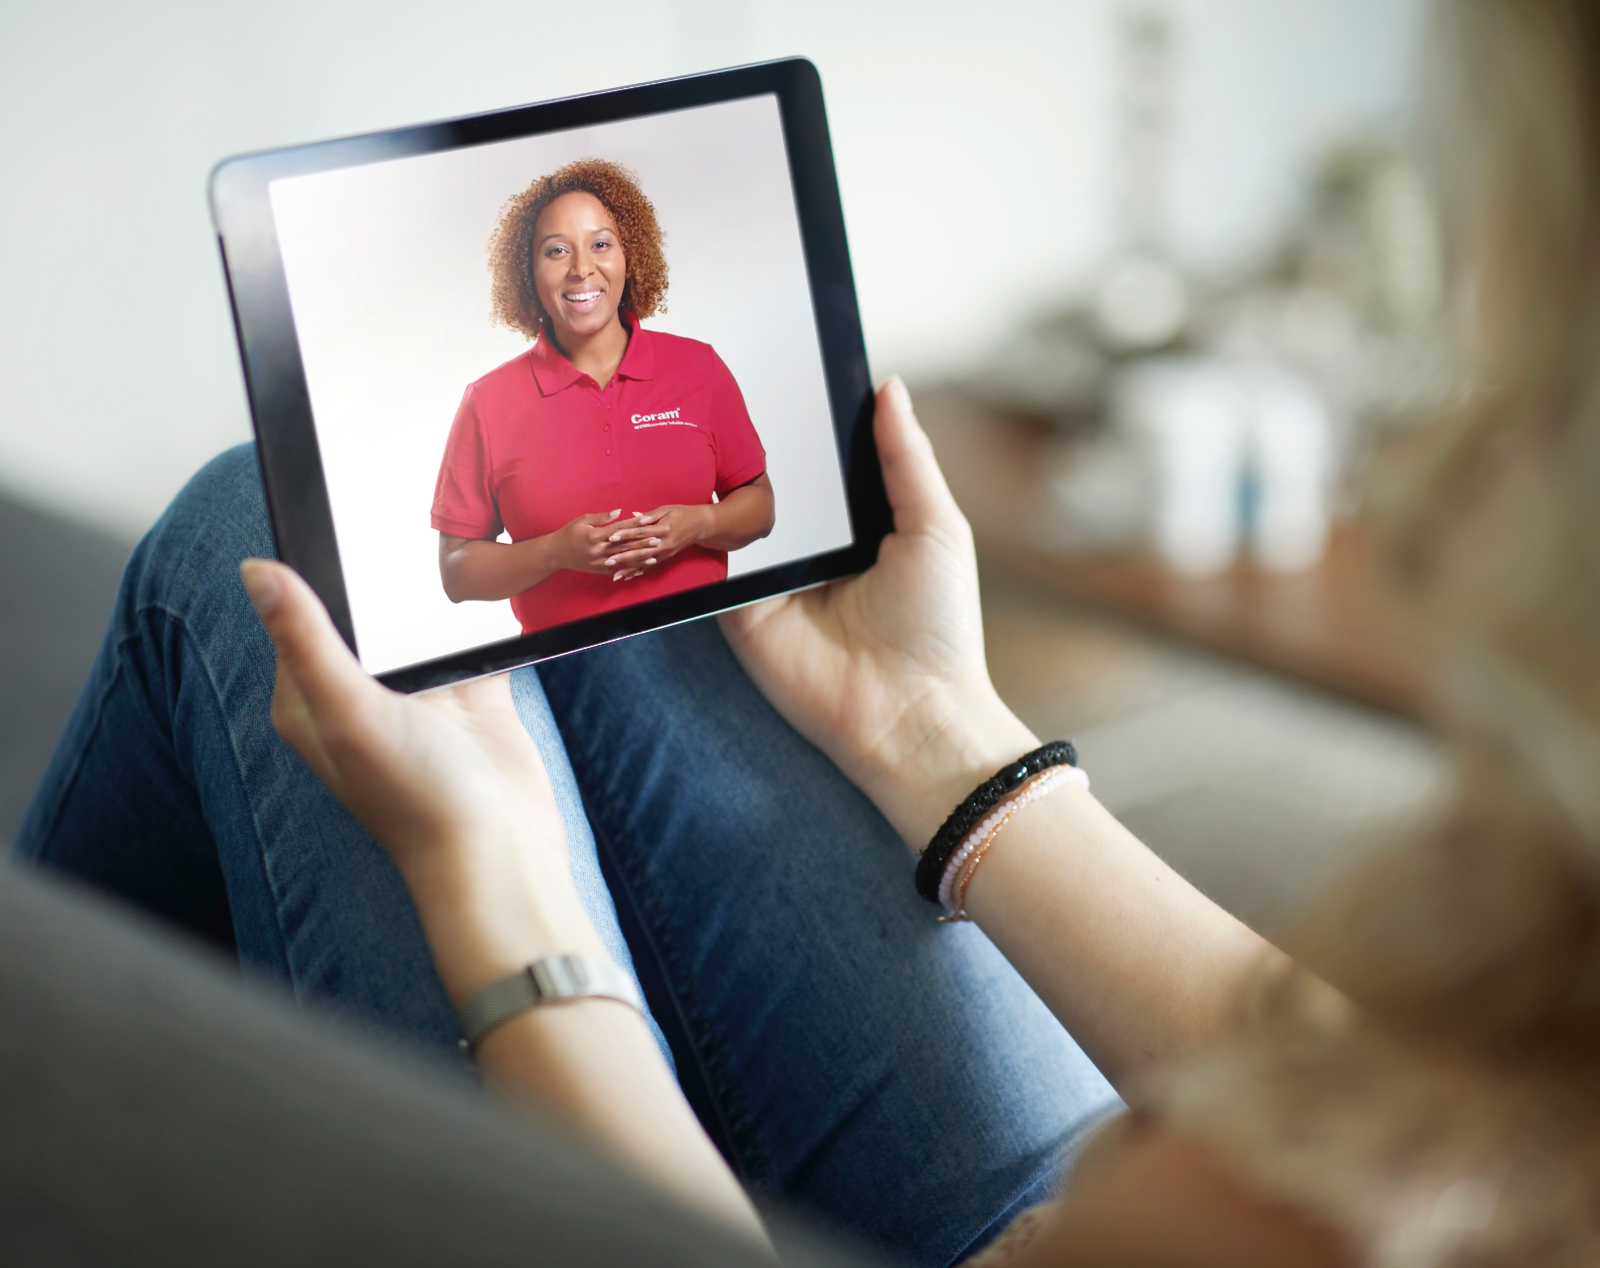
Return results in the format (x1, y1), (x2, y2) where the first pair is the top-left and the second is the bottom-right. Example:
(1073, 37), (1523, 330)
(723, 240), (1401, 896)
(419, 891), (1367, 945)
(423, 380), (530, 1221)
(432, 159), (776, 635)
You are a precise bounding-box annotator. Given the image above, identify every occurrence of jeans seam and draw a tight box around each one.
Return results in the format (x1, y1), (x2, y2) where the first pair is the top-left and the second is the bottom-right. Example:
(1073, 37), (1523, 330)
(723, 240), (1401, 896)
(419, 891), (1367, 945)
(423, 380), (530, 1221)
(149, 603), (296, 984)
(590, 825), (751, 1174)
(574, 741), (774, 1185)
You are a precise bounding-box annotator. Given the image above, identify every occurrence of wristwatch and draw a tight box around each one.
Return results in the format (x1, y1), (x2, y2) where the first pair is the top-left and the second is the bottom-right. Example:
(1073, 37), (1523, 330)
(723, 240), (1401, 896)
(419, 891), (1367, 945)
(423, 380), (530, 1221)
(457, 954), (644, 1052)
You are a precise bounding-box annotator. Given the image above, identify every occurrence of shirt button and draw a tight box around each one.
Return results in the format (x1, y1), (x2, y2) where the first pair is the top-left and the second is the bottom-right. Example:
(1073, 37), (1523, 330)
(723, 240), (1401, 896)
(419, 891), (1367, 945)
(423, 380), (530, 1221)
(604, 423), (611, 431)
(606, 448), (613, 455)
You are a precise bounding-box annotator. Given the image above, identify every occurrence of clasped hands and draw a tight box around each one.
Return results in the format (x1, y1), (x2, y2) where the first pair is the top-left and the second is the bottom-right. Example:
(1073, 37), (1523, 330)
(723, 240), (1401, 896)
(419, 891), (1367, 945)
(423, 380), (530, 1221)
(554, 504), (712, 582)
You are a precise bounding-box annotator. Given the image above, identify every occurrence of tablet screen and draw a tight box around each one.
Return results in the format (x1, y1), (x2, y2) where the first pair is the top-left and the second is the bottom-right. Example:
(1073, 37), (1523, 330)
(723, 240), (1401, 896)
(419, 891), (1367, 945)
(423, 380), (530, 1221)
(264, 93), (851, 676)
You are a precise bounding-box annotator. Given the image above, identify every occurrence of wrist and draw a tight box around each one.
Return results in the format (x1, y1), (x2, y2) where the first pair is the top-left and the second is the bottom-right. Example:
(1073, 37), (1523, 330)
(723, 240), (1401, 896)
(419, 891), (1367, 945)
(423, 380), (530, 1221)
(854, 683), (1039, 849)
(517, 532), (563, 585)
(408, 858), (608, 1006)
(548, 528), (581, 576)
(689, 503), (716, 548)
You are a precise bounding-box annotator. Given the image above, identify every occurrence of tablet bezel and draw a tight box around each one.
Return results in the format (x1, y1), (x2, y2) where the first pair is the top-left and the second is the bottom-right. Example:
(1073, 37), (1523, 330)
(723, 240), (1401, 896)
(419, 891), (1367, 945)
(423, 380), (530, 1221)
(209, 58), (888, 691)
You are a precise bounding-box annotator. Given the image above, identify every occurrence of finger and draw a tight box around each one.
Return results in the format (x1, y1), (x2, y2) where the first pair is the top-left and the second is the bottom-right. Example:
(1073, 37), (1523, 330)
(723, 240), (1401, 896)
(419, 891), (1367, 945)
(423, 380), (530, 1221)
(240, 559), (387, 743)
(434, 669), (516, 719)
(604, 517), (646, 541)
(604, 545), (660, 569)
(603, 533), (662, 555)
(580, 509), (624, 527)
(717, 593), (787, 644)
(874, 376), (963, 536)
(612, 556), (657, 580)
(606, 539), (662, 558)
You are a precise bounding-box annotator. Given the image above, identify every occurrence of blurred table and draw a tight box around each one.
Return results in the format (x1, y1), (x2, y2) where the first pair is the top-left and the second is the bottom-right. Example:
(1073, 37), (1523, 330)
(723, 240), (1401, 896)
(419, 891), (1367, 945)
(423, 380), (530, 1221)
(915, 385), (1436, 721)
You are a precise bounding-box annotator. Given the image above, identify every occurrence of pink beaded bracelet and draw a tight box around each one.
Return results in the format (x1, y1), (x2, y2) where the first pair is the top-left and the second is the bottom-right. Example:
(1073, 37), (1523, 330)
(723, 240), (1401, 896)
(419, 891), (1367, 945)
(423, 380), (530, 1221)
(937, 763), (1089, 920)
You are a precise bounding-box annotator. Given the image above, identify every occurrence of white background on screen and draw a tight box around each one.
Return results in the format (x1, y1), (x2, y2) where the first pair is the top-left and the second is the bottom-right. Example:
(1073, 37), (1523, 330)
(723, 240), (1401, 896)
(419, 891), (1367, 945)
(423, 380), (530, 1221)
(270, 94), (850, 675)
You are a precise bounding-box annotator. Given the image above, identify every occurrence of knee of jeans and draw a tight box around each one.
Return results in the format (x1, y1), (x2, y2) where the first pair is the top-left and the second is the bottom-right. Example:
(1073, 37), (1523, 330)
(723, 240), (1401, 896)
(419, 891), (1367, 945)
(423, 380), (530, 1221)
(169, 444), (272, 550)
(122, 443), (274, 621)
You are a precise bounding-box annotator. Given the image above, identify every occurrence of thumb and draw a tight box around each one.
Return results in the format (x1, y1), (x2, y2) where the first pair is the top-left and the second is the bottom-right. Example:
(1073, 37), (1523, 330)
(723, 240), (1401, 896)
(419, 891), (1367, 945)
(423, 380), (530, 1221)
(240, 559), (379, 737)
(874, 377), (961, 535)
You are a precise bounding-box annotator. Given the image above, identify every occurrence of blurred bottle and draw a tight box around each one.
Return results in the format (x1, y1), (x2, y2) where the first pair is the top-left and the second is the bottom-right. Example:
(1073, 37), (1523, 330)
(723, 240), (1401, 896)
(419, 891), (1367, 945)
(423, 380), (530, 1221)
(1117, 356), (1243, 577)
(1114, 357), (1331, 577)
(1248, 366), (1331, 573)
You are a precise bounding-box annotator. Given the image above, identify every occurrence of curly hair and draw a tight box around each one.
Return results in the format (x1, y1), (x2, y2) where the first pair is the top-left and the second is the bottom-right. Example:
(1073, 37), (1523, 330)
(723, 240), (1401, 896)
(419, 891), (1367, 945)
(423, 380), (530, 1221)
(488, 158), (668, 341)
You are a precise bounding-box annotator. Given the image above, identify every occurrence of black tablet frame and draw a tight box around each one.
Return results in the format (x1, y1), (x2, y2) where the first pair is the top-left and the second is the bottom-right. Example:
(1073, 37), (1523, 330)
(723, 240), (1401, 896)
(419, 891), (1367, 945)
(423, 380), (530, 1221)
(209, 58), (887, 691)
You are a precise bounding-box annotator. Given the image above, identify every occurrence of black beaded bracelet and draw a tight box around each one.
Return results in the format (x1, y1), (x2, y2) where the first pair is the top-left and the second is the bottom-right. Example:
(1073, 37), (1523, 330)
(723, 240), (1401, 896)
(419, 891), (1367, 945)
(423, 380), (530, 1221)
(915, 741), (1078, 904)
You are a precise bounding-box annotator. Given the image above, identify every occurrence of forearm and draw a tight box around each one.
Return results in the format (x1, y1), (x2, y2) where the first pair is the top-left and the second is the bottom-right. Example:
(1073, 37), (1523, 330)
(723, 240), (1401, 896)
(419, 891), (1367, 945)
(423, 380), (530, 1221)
(245, 559), (765, 1245)
(853, 690), (1283, 1090)
(480, 1001), (768, 1247)
(698, 479), (774, 552)
(961, 782), (1284, 1085)
(718, 378), (1297, 1095)
(439, 535), (564, 602)
(407, 861), (768, 1247)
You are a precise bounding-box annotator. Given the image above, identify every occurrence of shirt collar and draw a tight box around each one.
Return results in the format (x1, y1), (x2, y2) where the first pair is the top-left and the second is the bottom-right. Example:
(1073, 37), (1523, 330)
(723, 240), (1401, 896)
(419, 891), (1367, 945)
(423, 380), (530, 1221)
(527, 315), (654, 396)
(616, 317), (655, 382)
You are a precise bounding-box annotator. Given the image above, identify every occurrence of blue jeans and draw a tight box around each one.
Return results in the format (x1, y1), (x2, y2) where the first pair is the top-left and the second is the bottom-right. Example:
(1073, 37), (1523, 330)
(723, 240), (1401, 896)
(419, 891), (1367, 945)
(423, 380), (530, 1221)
(15, 445), (1119, 1266)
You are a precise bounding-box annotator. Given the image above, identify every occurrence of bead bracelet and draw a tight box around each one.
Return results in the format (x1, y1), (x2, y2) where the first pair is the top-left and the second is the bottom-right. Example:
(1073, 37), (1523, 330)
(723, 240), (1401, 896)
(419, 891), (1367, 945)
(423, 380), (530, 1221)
(915, 741), (1078, 904)
(938, 764), (1089, 920)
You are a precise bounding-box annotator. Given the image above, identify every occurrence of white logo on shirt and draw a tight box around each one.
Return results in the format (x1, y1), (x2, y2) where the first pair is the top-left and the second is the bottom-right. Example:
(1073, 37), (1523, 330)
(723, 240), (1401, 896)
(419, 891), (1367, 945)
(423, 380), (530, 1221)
(631, 407), (697, 429)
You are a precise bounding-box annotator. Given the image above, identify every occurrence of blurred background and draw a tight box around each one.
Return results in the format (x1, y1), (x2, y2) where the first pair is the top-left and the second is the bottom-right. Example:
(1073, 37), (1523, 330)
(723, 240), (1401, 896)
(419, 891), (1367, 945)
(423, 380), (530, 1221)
(0, 0), (1452, 932)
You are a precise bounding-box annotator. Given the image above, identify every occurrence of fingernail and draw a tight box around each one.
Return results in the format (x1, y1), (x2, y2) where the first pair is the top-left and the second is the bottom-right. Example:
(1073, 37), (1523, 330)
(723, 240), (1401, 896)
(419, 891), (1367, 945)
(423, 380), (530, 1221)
(610, 509), (621, 518)
(612, 572), (622, 582)
(886, 375), (910, 410)
(604, 557), (616, 566)
(645, 557), (657, 566)
(649, 538), (660, 546)
(239, 559), (280, 617)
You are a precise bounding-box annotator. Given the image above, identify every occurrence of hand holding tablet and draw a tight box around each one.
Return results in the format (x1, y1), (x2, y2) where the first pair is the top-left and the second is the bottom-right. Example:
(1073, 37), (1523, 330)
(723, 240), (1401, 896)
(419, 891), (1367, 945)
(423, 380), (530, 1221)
(212, 60), (888, 691)
(194, 60), (1306, 1267)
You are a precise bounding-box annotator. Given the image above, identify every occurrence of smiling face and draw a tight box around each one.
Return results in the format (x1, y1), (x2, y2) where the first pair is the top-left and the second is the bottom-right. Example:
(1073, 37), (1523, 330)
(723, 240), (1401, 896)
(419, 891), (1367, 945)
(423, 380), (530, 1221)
(532, 190), (628, 346)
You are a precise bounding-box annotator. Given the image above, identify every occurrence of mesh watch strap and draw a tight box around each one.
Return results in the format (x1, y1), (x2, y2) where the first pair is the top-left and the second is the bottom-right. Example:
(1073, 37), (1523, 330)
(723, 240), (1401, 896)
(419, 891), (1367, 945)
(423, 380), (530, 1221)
(457, 955), (643, 1051)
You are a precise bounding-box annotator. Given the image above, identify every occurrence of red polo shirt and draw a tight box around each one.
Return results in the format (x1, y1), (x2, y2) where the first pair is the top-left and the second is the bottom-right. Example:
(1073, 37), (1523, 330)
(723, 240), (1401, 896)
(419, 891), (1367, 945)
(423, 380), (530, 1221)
(431, 321), (767, 635)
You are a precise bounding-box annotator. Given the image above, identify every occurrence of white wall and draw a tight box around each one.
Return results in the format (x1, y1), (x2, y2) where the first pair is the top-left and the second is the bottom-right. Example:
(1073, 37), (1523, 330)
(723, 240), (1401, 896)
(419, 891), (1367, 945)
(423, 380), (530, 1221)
(0, 0), (1429, 538)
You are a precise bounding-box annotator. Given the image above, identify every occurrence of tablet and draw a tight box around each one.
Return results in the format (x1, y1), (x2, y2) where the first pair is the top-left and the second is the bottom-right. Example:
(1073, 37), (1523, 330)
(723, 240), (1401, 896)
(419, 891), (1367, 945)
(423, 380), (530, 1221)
(210, 59), (888, 691)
